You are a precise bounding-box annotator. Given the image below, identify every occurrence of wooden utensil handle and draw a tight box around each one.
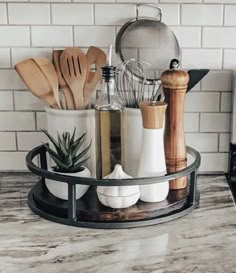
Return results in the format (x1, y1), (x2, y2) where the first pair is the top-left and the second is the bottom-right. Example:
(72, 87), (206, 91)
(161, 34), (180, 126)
(161, 69), (189, 190)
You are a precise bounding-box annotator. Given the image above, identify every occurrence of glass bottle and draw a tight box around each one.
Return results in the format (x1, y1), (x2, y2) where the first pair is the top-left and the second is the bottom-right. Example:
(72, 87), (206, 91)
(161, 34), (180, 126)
(95, 65), (124, 179)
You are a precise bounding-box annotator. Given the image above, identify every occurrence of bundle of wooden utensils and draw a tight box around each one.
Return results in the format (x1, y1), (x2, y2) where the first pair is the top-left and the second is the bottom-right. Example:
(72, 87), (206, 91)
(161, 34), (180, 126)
(15, 46), (107, 110)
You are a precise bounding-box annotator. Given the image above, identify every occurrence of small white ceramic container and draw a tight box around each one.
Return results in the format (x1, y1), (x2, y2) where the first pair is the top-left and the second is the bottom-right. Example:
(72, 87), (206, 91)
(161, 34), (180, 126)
(45, 166), (91, 200)
(122, 107), (142, 176)
(45, 107), (96, 177)
(97, 164), (140, 209)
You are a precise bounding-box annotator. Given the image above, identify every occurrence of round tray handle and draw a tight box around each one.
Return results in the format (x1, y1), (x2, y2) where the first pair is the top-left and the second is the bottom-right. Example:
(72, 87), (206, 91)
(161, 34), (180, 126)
(136, 4), (162, 21)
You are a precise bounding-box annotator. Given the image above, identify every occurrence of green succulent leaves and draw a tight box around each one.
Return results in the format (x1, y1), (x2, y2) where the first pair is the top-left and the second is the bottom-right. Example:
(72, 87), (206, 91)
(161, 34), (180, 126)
(41, 127), (91, 173)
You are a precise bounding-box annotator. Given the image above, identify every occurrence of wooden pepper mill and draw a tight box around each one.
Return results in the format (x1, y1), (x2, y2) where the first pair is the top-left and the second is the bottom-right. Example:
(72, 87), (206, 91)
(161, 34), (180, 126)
(161, 69), (189, 190)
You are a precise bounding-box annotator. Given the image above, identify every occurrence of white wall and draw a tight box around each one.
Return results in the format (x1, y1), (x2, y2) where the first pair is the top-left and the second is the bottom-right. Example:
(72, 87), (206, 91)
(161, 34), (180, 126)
(0, 0), (233, 172)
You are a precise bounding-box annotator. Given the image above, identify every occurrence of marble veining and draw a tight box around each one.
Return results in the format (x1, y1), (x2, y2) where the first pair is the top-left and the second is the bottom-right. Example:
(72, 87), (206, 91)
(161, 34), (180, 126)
(0, 174), (236, 273)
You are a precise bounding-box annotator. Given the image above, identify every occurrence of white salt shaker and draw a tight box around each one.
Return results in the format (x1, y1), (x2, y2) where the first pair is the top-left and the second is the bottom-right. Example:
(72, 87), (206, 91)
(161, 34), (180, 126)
(137, 101), (169, 202)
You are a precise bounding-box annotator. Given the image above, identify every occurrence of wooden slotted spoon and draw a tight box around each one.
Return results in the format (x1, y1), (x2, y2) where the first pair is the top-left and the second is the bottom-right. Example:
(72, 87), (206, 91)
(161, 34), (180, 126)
(60, 47), (87, 110)
(84, 46), (107, 107)
(52, 50), (75, 110)
(33, 57), (61, 109)
(15, 58), (59, 108)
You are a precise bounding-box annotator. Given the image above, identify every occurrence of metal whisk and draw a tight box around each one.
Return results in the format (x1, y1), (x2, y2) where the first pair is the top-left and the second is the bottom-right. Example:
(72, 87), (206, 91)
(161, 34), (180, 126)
(115, 59), (163, 108)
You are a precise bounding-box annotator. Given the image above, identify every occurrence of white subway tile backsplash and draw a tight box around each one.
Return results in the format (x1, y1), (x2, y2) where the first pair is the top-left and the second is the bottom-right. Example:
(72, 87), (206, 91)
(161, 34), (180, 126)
(117, 0), (156, 2)
(0, 0), (27, 2)
(0, 91), (13, 110)
(76, 0), (114, 2)
(200, 113), (231, 132)
(185, 92), (220, 112)
(205, 0), (236, 3)
(224, 5), (236, 26)
(223, 50), (236, 70)
(17, 132), (47, 151)
(186, 133), (218, 152)
(30, 0), (70, 2)
(182, 49), (222, 69)
(36, 112), (46, 130)
(0, 152), (27, 171)
(184, 113), (199, 132)
(0, 49), (11, 68)
(95, 4), (135, 26)
(74, 26), (115, 47)
(203, 27), (236, 48)
(14, 91), (44, 111)
(123, 4), (179, 25)
(201, 71), (233, 91)
(11, 48), (52, 67)
(200, 153), (228, 172)
(52, 4), (93, 25)
(157, 4), (180, 25)
(31, 26), (73, 47)
(0, 112), (35, 131)
(221, 92), (232, 112)
(0, 4), (7, 24)
(0, 132), (16, 151)
(0, 27), (29, 47)
(0, 70), (26, 90)
(171, 27), (201, 47)
(8, 4), (50, 25)
(182, 4), (223, 26)
(161, 0), (201, 2)
(219, 133), (230, 152)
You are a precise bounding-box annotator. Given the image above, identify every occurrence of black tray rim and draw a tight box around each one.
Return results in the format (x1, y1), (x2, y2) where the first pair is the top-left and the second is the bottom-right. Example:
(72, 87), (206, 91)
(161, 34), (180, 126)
(26, 144), (201, 186)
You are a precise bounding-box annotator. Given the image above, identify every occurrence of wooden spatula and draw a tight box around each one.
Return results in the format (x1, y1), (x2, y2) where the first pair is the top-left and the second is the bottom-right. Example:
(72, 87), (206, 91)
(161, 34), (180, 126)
(60, 47), (87, 110)
(33, 57), (61, 109)
(84, 46), (107, 107)
(52, 50), (75, 110)
(15, 58), (59, 108)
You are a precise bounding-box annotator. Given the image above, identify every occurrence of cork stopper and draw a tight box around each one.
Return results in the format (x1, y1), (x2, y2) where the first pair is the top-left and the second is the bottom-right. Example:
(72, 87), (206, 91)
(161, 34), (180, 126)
(139, 101), (167, 129)
(161, 69), (189, 90)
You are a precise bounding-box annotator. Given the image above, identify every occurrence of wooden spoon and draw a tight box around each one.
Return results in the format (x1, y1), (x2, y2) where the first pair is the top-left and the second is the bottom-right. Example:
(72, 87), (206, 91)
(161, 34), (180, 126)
(52, 50), (75, 110)
(60, 47), (87, 110)
(33, 57), (61, 109)
(15, 58), (59, 108)
(84, 46), (107, 107)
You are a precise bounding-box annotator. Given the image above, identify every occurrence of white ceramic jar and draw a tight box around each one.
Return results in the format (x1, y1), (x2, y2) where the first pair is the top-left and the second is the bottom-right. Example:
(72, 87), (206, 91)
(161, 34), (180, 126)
(97, 164), (140, 209)
(45, 166), (91, 200)
(137, 102), (169, 203)
(45, 107), (96, 177)
(122, 107), (142, 177)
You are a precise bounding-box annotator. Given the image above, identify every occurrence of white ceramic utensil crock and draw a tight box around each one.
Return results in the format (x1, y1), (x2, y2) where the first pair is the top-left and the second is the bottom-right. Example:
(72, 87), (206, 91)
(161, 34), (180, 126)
(137, 101), (169, 202)
(122, 107), (142, 176)
(97, 164), (140, 209)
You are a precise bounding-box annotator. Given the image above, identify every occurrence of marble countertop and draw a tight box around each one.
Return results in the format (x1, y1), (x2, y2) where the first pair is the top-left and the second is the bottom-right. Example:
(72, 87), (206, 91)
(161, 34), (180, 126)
(0, 173), (236, 273)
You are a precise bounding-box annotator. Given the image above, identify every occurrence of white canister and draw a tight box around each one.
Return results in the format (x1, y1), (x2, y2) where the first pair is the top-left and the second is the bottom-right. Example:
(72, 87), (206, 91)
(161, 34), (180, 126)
(137, 101), (169, 203)
(45, 107), (96, 177)
(122, 107), (143, 177)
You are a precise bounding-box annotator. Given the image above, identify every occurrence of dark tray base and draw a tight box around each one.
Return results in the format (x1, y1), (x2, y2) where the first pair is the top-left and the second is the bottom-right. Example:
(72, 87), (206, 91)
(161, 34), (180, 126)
(32, 181), (189, 222)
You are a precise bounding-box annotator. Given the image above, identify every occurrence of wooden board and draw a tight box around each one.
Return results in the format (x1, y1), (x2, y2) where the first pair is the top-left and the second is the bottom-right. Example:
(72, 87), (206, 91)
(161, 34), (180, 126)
(33, 181), (188, 222)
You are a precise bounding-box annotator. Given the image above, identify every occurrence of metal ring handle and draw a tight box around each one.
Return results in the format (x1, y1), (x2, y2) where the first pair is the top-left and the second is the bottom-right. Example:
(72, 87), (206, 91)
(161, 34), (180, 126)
(136, 4), (162, 21)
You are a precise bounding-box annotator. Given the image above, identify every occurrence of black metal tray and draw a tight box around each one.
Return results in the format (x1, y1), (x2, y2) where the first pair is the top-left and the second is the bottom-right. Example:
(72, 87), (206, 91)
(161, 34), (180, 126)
(27, 145), (200, 229)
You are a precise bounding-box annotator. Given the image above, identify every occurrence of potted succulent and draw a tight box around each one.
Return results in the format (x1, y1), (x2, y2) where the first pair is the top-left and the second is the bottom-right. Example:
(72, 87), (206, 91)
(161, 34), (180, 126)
(45, 107), (96, 177)
(42, 128), (91, 200)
